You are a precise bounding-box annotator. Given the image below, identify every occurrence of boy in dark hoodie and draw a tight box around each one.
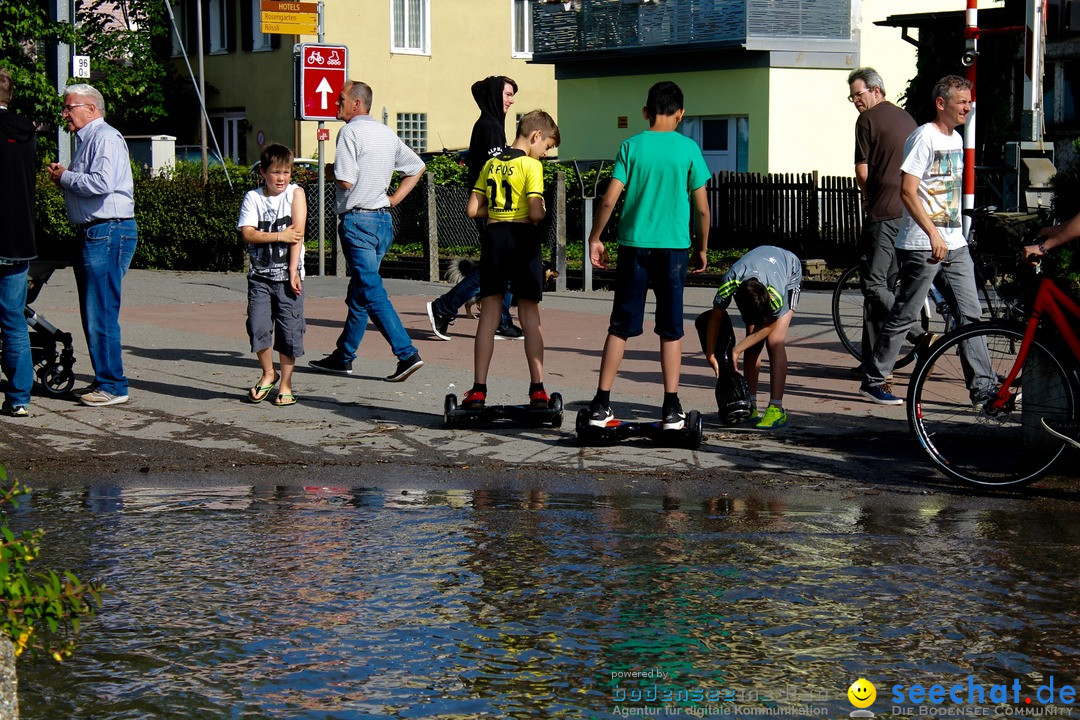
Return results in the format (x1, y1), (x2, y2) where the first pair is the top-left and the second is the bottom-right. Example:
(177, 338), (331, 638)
(0, 68), (37, 417)
(427, 75), (522, 341)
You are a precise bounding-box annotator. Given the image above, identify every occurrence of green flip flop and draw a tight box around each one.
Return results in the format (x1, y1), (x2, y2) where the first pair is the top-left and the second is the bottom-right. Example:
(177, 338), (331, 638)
(272, 393), (297, 407)
(248, 373), (279, 403)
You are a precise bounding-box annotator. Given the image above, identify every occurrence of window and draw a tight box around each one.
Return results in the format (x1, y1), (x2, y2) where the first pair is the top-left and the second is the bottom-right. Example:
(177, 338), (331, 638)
(681, 116), (749, 174)
(169, 1), (190, 57)
(512, 0), (533, 57)
(391, 0), (429, 55)
(250, 0), (272, 51)
(208, 0), (231, 53)
(397, 113), (427, 152)
(210, 111), (248, 163)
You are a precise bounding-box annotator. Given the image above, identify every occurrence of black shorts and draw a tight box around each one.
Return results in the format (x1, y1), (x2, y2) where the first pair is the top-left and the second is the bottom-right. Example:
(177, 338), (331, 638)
(478, 222), (543, 303)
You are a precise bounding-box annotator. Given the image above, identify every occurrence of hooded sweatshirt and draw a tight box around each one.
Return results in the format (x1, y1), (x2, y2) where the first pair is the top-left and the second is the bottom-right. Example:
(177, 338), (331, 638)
(466, 76), (512, 190)
(0, 106), (37, 261)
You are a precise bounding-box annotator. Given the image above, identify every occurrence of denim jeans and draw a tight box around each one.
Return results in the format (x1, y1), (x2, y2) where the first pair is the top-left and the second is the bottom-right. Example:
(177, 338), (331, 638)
(73, 219), (137, 396)
(0, 262), (32, 407)
(432, 265), (513, 328)
(335, 210), (418, 362)
(867, 246), (994, 396)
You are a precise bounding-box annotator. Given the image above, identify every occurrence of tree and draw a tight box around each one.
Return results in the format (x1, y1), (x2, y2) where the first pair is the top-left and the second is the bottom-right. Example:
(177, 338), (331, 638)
(0, 1), (74, 159)
(0, 0), (193, 160)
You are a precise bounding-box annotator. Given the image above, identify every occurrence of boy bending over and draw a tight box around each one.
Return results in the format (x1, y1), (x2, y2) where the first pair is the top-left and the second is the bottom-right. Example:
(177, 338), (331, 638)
(706, 245), (801, 429)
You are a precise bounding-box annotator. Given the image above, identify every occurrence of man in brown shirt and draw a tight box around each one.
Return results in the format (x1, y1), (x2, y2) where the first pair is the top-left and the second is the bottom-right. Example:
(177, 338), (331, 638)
(847, 67), (918, 374)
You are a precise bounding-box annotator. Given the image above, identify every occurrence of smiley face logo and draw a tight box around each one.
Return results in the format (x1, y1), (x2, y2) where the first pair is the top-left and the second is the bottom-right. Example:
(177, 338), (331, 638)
(847, 678), (876, 709)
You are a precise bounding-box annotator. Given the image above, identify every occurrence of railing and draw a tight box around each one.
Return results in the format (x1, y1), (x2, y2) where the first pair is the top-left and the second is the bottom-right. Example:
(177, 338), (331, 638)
(532, 0), (853, 60)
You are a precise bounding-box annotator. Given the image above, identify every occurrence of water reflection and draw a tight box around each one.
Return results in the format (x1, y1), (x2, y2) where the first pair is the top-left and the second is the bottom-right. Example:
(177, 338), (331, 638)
(14, 486), (1080, 719)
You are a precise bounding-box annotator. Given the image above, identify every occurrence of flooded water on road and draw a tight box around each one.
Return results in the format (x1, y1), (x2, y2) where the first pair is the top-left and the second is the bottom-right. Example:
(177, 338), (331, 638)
(13, 486), (1080, 719)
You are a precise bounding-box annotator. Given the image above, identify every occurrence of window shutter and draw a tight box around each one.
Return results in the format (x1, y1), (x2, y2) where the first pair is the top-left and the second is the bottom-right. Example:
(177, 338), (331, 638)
(227, 0), (238, 52)
(241, 0), (253, 52)
(201, 0), (211, 54)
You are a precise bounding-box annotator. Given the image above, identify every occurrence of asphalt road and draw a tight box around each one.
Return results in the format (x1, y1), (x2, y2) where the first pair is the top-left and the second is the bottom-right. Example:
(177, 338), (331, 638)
(2, 267), (1076, 504)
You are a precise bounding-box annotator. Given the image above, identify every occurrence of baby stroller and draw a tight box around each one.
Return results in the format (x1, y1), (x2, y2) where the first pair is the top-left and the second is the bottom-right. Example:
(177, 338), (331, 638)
(0, 260), (77, 396)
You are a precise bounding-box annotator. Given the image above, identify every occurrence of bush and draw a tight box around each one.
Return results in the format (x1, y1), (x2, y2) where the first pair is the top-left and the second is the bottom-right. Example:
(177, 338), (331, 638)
(0, 467), (102, 662)
(35, 160), (253, 272)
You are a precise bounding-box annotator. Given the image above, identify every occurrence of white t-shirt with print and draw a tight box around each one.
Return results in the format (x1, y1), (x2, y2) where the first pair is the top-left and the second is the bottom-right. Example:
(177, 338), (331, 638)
(237, 183), (305, 282)
(895, 124), (965, 251)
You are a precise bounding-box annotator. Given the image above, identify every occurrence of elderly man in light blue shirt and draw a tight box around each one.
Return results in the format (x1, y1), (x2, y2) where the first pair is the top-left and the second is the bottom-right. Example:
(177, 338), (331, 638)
(48, 84), (138, 407)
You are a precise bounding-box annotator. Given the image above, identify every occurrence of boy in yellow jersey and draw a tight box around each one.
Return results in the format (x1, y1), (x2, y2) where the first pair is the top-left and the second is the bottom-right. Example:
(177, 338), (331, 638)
(462, 110), (560, 410)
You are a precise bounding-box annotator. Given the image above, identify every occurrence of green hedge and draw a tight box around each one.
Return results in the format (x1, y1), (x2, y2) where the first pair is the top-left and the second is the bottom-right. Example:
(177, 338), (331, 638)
(35, 160), (252, 271)
(32, 154), (620, 272)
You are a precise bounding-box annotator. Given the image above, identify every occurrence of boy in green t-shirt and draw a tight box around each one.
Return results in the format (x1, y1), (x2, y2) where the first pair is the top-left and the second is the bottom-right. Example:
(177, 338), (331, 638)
(461, 110), (560, 410)
(585, 81), (712, 430)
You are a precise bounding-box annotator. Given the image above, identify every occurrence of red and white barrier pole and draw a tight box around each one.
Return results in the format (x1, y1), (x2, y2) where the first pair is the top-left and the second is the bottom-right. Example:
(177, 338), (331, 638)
(962, 0), (978, 237)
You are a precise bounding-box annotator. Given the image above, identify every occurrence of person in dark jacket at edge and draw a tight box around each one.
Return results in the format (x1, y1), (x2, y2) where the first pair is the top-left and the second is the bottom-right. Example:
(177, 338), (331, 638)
(426, 75), (524, 341)
(0, 68), (38, 418)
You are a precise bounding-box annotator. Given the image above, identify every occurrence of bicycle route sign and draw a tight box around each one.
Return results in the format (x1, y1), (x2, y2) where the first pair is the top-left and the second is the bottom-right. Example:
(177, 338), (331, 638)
(296, 43), (348, 121)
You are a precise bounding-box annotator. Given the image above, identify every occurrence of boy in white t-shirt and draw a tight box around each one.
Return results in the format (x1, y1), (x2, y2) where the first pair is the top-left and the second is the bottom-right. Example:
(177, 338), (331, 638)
(860, 75), (994, 406)
(237, 143), (306, 406)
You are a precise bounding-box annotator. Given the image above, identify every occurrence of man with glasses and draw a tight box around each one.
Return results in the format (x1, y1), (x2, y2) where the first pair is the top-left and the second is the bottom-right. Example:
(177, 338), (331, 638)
(309, 80), (427, 382)
(846, 67), (917, 379)
(47, 84), (138, 407)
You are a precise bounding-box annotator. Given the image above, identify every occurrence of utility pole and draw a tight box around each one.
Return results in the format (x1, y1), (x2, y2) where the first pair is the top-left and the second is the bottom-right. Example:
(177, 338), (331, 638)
(196, 0), (208, 181)
(48, 0), (75, 166)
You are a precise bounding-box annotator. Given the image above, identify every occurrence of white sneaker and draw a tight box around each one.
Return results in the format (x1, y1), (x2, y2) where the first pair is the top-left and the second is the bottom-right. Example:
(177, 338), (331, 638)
(79, 390), (129, 407)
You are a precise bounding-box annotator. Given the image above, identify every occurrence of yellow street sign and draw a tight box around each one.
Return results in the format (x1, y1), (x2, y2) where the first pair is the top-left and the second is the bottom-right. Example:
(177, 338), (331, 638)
(261, 0), (318, 12)
(261, 16), (318, 34)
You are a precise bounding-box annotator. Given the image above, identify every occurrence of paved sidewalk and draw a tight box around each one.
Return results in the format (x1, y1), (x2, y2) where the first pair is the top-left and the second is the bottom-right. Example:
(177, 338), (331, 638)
(0, 268), (1041, 492)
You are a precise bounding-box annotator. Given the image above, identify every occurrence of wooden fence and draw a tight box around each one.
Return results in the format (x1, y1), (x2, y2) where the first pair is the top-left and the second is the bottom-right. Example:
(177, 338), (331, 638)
(707, 171), (862, 261)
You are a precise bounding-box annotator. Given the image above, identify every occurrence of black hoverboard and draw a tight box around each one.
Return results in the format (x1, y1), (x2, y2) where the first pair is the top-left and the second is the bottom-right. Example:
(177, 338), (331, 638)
(574, 408), (703, 449)
(695, 310), (753, 425)
(443, 392), (564, 429)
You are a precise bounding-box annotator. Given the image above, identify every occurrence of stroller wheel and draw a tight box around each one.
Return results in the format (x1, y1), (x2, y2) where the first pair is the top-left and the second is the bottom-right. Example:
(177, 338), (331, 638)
(38, 365), (75, 396)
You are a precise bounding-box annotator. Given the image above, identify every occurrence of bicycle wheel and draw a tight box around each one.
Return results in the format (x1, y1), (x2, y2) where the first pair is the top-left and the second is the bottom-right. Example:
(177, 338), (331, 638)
(831, 265), (933, 369)
(831, 265), (864, 360)
(906, 321), (1075, 487)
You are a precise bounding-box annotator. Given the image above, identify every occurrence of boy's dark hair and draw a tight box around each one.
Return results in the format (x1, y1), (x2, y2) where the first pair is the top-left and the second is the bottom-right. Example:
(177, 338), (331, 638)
(733, 278), (770, 326)
(501, 76), (519, 94)
(645, 81), (684, 118)
(517, 109), (560, 147)
(260, 143), (294, 172)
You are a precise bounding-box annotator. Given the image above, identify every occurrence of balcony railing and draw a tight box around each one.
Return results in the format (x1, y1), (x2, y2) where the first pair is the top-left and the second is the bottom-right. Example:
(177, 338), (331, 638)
(532, 0), (853, 60)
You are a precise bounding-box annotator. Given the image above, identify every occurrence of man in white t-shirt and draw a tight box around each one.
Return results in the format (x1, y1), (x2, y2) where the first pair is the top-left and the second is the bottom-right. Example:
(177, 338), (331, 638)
(861, 75), (994, 406)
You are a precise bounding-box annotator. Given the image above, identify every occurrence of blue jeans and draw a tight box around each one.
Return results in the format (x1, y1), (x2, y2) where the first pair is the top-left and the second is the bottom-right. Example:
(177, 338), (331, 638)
(432, 265), (513, 328)
(336, 210), (418, 362)
(0, 262), (32, 408)
(73, 219), (138, 396)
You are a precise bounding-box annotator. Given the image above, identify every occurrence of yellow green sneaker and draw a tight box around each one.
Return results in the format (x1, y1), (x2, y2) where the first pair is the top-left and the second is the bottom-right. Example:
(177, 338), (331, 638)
(755, 404), (788, 429)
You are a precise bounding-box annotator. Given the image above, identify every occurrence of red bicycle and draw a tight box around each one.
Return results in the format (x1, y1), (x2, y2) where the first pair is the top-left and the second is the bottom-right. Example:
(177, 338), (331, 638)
(906, 264), (1080, 487)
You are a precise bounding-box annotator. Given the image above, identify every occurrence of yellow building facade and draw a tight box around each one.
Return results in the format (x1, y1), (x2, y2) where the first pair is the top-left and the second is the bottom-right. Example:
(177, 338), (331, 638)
(176, 0), (557, 165)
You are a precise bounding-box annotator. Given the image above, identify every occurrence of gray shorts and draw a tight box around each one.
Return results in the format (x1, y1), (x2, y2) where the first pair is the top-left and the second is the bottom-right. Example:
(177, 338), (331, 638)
(247, 276), (305, 358)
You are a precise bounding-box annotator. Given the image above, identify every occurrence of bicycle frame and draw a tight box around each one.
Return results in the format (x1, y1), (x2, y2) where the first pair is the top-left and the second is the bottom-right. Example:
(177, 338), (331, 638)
(987, 277), (1080, 413)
